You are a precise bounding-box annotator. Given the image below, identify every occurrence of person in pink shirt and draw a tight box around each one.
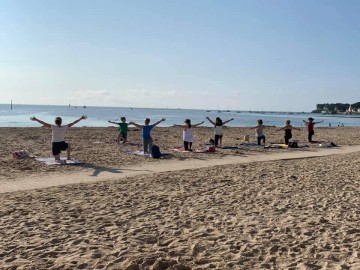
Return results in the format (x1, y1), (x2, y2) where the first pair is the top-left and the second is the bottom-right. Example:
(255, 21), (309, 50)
(303, 117), (323, 142)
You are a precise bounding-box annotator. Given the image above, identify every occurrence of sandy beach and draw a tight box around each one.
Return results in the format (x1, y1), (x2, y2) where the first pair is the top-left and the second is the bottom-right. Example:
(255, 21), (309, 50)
(1, 126), (360, 180)
(1, 127), (359, 269)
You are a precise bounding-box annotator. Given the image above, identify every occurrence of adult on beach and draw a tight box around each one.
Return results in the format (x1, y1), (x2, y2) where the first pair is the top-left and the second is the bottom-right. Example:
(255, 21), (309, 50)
(251, 119), (273, 146)
(129, 118), (166, 154)
(206, 116), (234, 147)
(173, 119), (205, 151)
(277, 120), (300, 145)
(30, 115), (87, 161)
(303, 117), (324, 142)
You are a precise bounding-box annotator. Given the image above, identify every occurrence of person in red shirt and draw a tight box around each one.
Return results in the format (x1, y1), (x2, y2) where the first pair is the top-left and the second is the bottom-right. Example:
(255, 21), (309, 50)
(303, 117), (323, 142)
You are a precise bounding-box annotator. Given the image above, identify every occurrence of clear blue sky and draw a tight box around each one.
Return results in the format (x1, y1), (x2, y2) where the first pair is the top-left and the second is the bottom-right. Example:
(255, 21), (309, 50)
(1, 0), (359, 111)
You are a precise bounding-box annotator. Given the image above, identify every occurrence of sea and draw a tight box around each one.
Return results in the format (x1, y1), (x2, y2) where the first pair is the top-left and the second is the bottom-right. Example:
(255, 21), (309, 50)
(1, 104), (359, 128)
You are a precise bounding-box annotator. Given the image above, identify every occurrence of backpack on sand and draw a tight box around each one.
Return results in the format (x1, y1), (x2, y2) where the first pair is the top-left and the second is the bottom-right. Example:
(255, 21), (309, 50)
(151, 145), (162, 159)
(288, 141), (298, 148)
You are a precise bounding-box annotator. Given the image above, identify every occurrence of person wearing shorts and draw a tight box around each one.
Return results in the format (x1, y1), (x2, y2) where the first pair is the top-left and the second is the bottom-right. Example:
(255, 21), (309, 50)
(31, 115), (87, 161)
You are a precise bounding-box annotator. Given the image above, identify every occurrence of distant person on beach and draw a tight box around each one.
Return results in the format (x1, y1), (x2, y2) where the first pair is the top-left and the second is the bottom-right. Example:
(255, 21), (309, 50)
(277, 120), (300, 145)
(173, 119), (205, 151)
(108, 117), (129, 144)
(303, 117), (324, 142)
(129, 118), (166, 154)
(206, 116), (234, 147)
(252, 119), (273, 146)
(30, 115), (87, 162)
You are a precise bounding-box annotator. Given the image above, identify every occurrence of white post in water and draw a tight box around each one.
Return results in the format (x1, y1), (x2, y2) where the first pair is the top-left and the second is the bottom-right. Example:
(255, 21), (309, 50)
(11, 100), (13, 110)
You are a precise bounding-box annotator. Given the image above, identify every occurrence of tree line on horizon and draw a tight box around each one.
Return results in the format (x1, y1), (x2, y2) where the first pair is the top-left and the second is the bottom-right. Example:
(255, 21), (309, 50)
(312, 102), (360, 114)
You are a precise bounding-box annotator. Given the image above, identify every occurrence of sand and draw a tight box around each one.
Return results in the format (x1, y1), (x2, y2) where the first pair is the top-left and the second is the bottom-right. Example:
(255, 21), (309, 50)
(1, 126), (360, 180)
(0, 127), (359, 269)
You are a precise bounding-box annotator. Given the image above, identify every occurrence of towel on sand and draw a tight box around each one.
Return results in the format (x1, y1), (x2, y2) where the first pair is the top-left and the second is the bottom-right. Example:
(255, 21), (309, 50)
(35, 157), (84, 165)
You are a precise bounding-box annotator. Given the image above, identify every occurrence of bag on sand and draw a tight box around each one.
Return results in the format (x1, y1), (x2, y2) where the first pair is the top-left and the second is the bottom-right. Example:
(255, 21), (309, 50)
(288, 141), (298, 148)
(151, 145), (162, 159)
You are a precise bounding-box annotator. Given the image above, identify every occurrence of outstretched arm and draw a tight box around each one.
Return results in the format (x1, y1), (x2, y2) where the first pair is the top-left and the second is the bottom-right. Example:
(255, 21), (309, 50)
(68, 115), (87, 127)
(223, 118), (234, 125)
(193, 121), (205, 127)
(129, 122), (143, 128)
(206, 117), (216, 125)
(30, 116), (51, 128)
(108, 120), (120, 125)
(153, 118), (166, 127)
(277, 126), (285, 131)
(314, 120), (324, 124)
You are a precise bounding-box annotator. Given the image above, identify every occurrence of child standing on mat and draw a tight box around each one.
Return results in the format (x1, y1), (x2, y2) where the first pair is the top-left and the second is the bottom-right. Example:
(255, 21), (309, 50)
(277, 120), (300, 145)
(108, 117), (129, 144)
(173, 119), (204, 151)
(129, 118), (165, 154)
(206, 116), (234, 147)
(30, 115), (87, 161)
(303, 117), (323, 142)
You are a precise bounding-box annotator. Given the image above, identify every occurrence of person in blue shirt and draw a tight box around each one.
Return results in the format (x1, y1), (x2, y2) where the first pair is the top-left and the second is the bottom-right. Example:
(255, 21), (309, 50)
(129, 118), (166, 154)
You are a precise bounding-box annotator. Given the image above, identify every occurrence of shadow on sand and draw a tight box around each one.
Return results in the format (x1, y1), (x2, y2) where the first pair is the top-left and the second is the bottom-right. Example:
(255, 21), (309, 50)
(79, 164), (151, 177)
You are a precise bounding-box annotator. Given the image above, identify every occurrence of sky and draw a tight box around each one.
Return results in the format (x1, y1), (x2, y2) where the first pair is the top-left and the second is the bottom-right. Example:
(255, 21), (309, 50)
(1, 0), (359, 111)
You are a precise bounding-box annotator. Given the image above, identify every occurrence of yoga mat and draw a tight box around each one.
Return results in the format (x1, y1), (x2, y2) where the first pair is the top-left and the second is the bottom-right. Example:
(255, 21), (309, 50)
(35, 157), (84, 165)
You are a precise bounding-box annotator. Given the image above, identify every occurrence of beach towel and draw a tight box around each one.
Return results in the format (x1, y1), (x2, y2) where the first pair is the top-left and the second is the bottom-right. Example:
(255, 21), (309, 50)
(319, 142), (337, 148)
(264, 144), (288, 149)
(35, 157), (84, 165)
(128, 150), (151, 156)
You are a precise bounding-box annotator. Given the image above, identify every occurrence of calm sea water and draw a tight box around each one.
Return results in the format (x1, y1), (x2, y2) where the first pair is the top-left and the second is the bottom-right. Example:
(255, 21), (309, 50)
(1, 104), (359, 127)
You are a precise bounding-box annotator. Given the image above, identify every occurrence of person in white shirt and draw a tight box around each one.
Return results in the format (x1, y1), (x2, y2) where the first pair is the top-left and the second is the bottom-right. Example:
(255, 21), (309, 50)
(30, 115), (87, 161)
(206, 116), (234, 147)
(173, 119), (204, 151)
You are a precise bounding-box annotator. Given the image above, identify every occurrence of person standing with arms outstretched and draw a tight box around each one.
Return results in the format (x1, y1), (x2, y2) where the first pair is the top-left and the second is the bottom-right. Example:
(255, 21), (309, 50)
(277, 120), (300, 145)
(129, 118), (165, 154)
(30, 115), (87, 161)
(173, 119), (204, 151)
(206, 116), (234, 147)
(303, 117), (323, 142)
(252, 119), (273, 146)
(108, 116), (129, 144)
